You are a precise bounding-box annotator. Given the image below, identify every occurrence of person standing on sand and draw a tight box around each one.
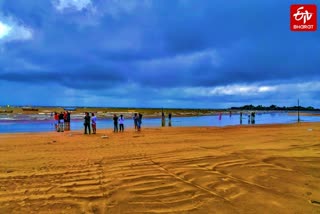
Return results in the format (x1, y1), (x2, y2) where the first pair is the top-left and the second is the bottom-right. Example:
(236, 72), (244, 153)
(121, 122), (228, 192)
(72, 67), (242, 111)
(54, 112), (59, 130)
(113, 114), (119, 132)
(161, 111), (165, 127)
(58, 112), (64, 132)
(63, 111), (68, 131)
(91, 113), (97, 134)
(66, 111), (71, 131)
(133, 113), (138, 131)
(84, 112), (91, 134)
(251, 112), (255, 124)
(137, 113), (143, 131)
(63, 111), (67, 123)
(168, 113), (172, 127)
(119, 115), (124, 132)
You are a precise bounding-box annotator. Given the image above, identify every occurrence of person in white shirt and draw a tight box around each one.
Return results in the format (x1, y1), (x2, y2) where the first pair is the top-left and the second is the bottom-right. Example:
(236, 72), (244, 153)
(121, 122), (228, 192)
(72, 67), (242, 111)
(91, 113), (97, 134)
(119, 115), (124, 132)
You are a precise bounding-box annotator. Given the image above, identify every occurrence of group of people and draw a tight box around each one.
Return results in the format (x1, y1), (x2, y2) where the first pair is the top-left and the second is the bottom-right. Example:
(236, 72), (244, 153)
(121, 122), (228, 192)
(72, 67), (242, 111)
(53, 110), (257, 133)
(133, 113), (143, 131)
(247, 112), (256, 124)
(82, 112), (143, 134)
(84, 112), (97, 134)
(54, 111), (71, 132)
(234, 111), (256, 124)
(112, 114), (125, 132)
(162, 112), (172, 127)
(53, 111), (147, 134)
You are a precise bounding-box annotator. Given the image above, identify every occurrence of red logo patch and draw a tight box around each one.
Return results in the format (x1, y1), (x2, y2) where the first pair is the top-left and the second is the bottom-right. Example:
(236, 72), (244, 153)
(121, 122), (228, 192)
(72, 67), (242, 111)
(290, 4), (317, 31)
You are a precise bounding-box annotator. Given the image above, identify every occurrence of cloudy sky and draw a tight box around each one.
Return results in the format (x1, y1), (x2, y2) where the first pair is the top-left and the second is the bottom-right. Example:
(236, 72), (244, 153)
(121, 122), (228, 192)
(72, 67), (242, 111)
(0, 0), (319, 108)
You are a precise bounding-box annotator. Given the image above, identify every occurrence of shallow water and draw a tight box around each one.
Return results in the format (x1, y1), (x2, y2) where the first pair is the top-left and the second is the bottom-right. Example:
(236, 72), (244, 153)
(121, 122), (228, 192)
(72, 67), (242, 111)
(0, 112), (319, 133)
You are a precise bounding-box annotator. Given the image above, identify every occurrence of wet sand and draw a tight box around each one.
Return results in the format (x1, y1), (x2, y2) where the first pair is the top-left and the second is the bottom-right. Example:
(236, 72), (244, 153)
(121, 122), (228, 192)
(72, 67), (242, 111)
(288, 112), (320, 117)
(0, 123), (320, 213)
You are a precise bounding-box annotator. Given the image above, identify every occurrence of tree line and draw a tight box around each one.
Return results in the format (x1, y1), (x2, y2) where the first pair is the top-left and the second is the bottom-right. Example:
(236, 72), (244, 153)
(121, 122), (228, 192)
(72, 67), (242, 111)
(230, 105), (320, 111)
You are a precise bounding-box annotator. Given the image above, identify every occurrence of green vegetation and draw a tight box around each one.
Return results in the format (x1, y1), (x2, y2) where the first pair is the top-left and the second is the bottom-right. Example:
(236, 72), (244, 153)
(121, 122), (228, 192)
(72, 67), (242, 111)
(231, 105), (319, 111)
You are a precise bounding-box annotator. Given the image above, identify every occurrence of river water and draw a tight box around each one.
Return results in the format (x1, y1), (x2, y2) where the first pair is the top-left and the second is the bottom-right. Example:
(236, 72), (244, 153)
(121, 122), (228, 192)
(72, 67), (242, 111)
(0, 112), (319, 133)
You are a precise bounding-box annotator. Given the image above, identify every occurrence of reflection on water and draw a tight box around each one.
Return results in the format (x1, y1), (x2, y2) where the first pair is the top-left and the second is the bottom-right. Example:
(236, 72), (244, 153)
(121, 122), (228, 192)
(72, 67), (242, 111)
(0, 113), (319, 133)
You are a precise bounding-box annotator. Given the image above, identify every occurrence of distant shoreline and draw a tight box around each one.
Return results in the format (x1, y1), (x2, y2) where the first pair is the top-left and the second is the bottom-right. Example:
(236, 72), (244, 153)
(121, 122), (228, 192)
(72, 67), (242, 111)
(1, 106), (320, 114)
(0, 109), (320, 122)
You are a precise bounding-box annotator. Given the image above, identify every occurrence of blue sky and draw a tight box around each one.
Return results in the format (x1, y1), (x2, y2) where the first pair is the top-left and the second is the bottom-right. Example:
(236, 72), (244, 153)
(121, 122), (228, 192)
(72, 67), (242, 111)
(0, 0), (319, 108)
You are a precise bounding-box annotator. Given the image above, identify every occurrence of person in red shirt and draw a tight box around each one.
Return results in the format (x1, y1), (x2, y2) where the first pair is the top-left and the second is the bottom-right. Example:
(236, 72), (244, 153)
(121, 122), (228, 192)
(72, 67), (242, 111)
(54, 112), (59, 130)
(63, 111), (67, 122)
(63, 111), (69, 131)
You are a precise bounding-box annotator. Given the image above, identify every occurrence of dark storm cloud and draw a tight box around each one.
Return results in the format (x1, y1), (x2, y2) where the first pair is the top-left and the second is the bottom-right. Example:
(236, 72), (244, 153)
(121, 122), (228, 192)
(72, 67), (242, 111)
(0, 64), (127, 89)
(0, 0), (319, 107)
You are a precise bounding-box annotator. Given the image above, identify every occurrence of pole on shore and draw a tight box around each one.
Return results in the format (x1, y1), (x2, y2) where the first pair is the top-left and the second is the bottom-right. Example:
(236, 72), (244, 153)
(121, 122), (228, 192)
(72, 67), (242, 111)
(298, 99), (300, 122)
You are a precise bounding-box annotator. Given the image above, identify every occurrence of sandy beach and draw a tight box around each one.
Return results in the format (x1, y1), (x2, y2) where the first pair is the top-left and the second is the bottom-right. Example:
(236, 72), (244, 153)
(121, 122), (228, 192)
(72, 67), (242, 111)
(0, 123), (320, 213)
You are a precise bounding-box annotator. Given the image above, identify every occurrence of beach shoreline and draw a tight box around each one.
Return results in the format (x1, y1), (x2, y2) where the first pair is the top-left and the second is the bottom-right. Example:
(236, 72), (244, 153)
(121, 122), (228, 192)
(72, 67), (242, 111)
(0, 121), (317, 135)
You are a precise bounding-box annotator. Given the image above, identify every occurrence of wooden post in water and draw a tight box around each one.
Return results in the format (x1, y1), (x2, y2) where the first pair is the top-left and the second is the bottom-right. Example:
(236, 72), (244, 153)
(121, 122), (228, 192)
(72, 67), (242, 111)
(298, 99), (300, 122)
